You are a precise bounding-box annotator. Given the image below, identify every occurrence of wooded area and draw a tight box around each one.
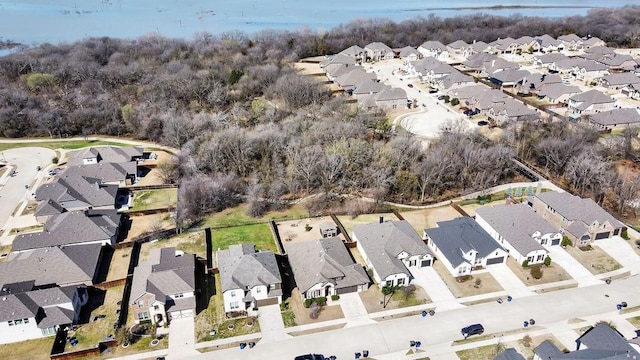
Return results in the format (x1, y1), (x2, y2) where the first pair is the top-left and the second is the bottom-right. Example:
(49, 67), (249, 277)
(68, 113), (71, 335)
(2, 6), (640, 224)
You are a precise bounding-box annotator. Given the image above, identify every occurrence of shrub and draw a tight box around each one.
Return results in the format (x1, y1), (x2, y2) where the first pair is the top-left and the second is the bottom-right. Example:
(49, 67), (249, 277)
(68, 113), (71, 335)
(309, 302), (321, 319)
(474, 278), (482, 288)
(443, 95), (451, 103)
(522, 335), (532, 347)
(304, 224), (312, 232)
(450, 98), (460, 106)
(530, 264), (543, 279)
(304, 298), (313, 308)
(456, 275), (472, 283)
(522, 260), (529, 268)
(52, 157), (59, 164)
(561, 236), (572, 247)
(402, 284), (416, 300)
(621, 228), (629, 240)
(280, 301), (289, 311)
(544, 256), (552, 266)
(315, 296), (327, 306)
(331, 295), (340, 301)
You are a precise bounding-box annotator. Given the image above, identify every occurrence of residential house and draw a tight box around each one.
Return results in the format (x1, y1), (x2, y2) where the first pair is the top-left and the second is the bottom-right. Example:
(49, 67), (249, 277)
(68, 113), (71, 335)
(398, 46), (421, 62)
(488, 37), (519, 54)
(622, 83), (640, 99)
(589, 52), (638, 72)
(588, 108), (640, 130)
(489, 69), (531, 88)
(515, 36), (538, 53)
(325, 63), (357, 81)
(352, 79), (385, 99)
(12, 209), (121, 252)
(338, 45), (366, 63)
(0, 286), (88, 344)
(364, 42), (394, 61)
(537, 83), (582, 104)
(515, 73), (562, 95)
(352, 219), (433, 288)
(531, 53), (569, 68)
(360, 86), (407, 111)
(62, 162), (137, 187)
(0, 243), (104, 288)
(450, 84), (492, 106)
(287, 237), (369, 300)
(319, 222), (338, 238)
(434, 71), (476, 92)
(597, 72), (640, 89)
(447, 40), (472, 59)
(66, 146), (143, 167)
(582, 36), (607, 49)
(424, 217), (507, 277)
(320, 53), (356, 69)
(475, 203), (562, 265)
(567, 89), (615, 114)
(217, 244), (282, 314)
(470, 40), (490, 55)
(488, 99), (539, 125)
(493, 348), (525, 360)
(35, 175), (119, 214)
(417, 40), (449, 61)
(534, 34), (564, 53)
(533, 323), (640, 360)
(462, 53), (499, 73)
(130, 247), (197, 325)
(416, 62), (456, 84)
(467, 88), (511, 114)
(572, 59), (610, 82)
(335, 68), (377, 92)
(557, 33), (584, 51)
(529, 191), (625, 246)
(482, 58), (520, 76)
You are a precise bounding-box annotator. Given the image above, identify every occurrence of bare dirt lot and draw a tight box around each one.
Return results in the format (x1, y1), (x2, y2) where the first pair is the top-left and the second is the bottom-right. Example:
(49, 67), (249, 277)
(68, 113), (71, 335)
(506, 257), (572, 286)
(106, 247), (132, 281)
(433, 260), (503, 298)
(277, 216), (344, 247)
(565, 245), (622, 274)
(125, 212), (174, 240)
(336, 212), (396, 236)
(399, 206), (463, 233)
(359, 284), (430, 314)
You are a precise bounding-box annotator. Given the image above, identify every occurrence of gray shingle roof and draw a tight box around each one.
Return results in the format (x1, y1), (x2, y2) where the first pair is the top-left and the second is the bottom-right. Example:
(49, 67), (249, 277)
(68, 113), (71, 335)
(35, 199), (66, 218)
(493, 348), (525, 360)
(62, 162), (135, 184)
(534, 192), (624, 229)
(447, 40), (469, 49)
(569, 89), (614, 110)
(490, 69), (531, 84)
(424, 217), (503, 267)
(352, 220), (432, 280)
(419, 40), (447, 51)
(13, 210), (120, 251)
(0, 244), (102, 288)
(398, 46), (420, 58)
(66, 146), (143, 166)
(533, 340), (563, 359)
(577, 323), (635, 352)
(339, 45), (365, 58)
(589, 108), (640, 127)
(538, 84), (581, 100)
(37, 306), (74, 329)
(217, 244), (282, 292)
(476, 203), (553, 256)
(287, 237), (369, 294)
(0, 294), (37, 322)
(375, 87), (407, 101)
(35, 175), (118, 210)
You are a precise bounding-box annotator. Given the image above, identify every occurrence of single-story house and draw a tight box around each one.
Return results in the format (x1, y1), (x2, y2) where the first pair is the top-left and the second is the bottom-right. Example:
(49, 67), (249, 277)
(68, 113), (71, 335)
(529, 191), (626, 246)
(487, 100), (539, 125)
(588, 108), (640, 129)
(597, 72), (640, 89)
(424, 217), (507, 277)
(0, 286), (88, 345)
(217, 244), (283, 314)
(447, 40), (472, 59)
(475, 203), (561, 265)
(35, 175), (119, 213)
(537, 83), (581, 104)
(287, 237), (369, 299)
(489, 69), (531, 87)
(66, 146), (143, 166)
(320, 53), (357, 69)
(567, 89), (615, 114)
(359, 86), (407, 111)
(353, 219), (433, 288)
(130, 247), (197, 325)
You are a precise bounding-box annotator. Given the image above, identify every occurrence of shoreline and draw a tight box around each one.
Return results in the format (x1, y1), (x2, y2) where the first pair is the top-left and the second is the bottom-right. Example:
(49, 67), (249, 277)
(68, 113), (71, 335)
(419, 5), (599, 11)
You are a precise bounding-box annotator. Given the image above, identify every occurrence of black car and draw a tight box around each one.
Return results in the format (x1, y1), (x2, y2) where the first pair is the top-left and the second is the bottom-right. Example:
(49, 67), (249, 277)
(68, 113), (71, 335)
(295, 355), (326, 360)
(461, 323), (484, 338)
(437, 95), (446, 100)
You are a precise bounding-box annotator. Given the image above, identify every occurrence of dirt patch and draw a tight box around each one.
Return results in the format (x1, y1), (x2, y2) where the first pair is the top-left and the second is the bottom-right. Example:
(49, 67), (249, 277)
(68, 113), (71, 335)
(336, 213), (396, 236)
(277, 216), (343, 246)
(432, 260), (503, 298)
(399, 206), (462, 233)
(565, 245), (622, 274)
(359, 284), (430, 314)
(506, 257), (572, 286)
(125, 212), (174, 240)
(287, 288), (344, 326)
(139, 231), (205, 262)
(106, 248), (132, 281)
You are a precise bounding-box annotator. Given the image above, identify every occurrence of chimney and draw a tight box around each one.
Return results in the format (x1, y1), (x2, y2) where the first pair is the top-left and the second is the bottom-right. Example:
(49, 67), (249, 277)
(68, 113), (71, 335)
(379, 216), (384, 224)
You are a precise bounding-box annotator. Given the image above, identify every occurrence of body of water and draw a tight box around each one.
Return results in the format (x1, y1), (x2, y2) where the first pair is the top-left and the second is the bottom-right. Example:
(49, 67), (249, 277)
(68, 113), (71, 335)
(0, 0), (635, 45)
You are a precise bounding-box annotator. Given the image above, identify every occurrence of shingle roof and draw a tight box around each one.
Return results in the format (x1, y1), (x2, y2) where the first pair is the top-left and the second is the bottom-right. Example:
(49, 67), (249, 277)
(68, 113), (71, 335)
(533, 340), (563, 359)
(600, 72), (640, 86)
(558, 34), (582, 43)
(589, 108), (640, 127)
(339, 45), (365, 58)
(424, 217), (503, 267)
(13, 210), (120, 251)
(490, 69), (531, 84)
(577, 323), (636, 352)
(493, 348), (525, 360)
(336, 68), (377, 89)
(535, 53), (569, 64)
(353, 220), (432, 280)
(419, 41), (447, 51)
(34, 199), (66, 218)
(538, 84), (581, 100)
(476, 203), (553, 256)
(441, 71), (475, 89)
(321, 53), (357, 68)
(66, 146), (143, 166)
(0, 244), (101, 288)
(534, 192), (624, 229)
(375, 87), (407, 101)
(398, 46), (420, 58)
(352, 79), (385, 95)
(62, 162), (135, 184)
(0, 294), (37, 322)
(364, 42), (393, 53)
(287, 237), (369, 294)
(569, 89), (614, 110)
(448, 40), (469, 49)
(217, 244), (282, 292)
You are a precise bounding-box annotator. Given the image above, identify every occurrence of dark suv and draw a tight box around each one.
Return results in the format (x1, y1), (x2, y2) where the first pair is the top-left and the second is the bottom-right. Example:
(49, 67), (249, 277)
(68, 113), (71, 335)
(295, 355), (326, 360)
(461, 323), (484, 338)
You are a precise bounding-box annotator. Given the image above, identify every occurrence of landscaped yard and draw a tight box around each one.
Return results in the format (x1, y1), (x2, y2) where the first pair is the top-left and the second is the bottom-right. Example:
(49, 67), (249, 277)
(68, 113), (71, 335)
(130, 188), (177, 211)
(433, 260), (503, 298)
(359, 284), (430, 314)
(285, 288), (345, 326)
(140, 231), (206, 262)
(506, 257), (572, 286)
(0, 337), (54, 360)
(194, 273), (260, 342)
(565, 245), (622, 274)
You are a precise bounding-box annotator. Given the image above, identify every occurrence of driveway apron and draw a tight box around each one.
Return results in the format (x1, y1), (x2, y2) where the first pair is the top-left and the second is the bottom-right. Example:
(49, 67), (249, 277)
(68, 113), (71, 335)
(547, 247), (602, 287)
(338, 292), (375, 327)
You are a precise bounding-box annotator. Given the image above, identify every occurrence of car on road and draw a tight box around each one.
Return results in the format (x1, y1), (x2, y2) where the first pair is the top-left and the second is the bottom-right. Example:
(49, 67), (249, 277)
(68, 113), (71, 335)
(295, 354), (326, 360)
(10, 170), (17, 177)
(461, 324), (484, 338)
(437, 95), (446, 100)
(407, 83), (414, 88)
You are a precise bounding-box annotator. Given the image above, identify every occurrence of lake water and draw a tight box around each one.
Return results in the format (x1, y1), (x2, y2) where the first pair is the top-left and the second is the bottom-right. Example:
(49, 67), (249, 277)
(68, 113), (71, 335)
(0, 0), (635, 46)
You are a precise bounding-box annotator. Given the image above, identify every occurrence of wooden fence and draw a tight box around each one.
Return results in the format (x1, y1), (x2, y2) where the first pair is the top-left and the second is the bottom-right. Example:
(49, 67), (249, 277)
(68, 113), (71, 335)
(50, 339), (118, 360)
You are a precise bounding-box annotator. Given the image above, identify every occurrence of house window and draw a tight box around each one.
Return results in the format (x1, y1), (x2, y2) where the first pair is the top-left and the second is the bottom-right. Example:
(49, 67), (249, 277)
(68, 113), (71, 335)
(397, 278), (405, 285)
(24, 318), (29, 324)
(154, 305), (159, 310)
(537, 255), (544, 261)
(42, 327), (56, 336)
(256, 288), (262, 294)
(8, 320), (13, 326)
(175, 293), (184, 298)
(231, 292), (236, 297)
(138, 300), (144, 308)
(15, 319), (23, 325)
(138, 312), (149, 320)
(230, 302), (239, 310)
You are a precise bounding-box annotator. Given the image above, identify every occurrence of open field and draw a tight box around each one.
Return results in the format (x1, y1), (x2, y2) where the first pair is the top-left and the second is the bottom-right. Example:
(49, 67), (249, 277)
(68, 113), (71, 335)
(130, 188), (177, 211)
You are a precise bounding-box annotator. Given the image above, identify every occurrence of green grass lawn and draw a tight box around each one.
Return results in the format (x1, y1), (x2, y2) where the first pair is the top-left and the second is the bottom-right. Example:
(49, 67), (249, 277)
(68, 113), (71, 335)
(200, 203), (308, 228)
(0, 337), (54, 360)
(212, 223), (276, 253)
(131, 189), (177, 211)
(0, 139), (130, 152)
(281, 310), (297, 327)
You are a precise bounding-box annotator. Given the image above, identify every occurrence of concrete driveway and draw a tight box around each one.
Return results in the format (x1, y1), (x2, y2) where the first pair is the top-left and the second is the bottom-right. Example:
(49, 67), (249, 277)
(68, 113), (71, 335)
(257, 304), (290, 343)
(168, 316), (200, 359)
(486, 264), (535, 298)
(410, 266), (463, 311)
(547, 246), (602, 287)
(338, 292), (375, 327)
(594, 236), (640, 275)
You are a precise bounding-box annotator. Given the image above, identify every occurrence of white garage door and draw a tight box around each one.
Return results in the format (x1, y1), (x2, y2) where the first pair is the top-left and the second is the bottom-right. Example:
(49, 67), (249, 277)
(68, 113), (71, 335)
(170, 309), (194, 319)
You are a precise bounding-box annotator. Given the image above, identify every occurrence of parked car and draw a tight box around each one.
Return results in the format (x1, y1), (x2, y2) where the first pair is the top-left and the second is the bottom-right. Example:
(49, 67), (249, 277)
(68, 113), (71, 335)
(477, 120), (489, 126)
(407, 83), (414, 88)
(437, 95), (446, 100)
(295, 355), (326, 360)
(461, 324), (484, 339)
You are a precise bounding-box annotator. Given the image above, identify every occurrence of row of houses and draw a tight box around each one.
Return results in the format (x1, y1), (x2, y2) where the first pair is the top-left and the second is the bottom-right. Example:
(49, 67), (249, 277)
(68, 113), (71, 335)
(0, 146), (146, 344)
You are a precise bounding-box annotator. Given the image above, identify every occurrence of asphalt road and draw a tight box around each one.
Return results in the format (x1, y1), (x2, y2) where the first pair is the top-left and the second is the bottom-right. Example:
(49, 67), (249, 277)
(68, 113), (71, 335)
(171, 276), (640, 360)
(0, 147), (55, 235)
